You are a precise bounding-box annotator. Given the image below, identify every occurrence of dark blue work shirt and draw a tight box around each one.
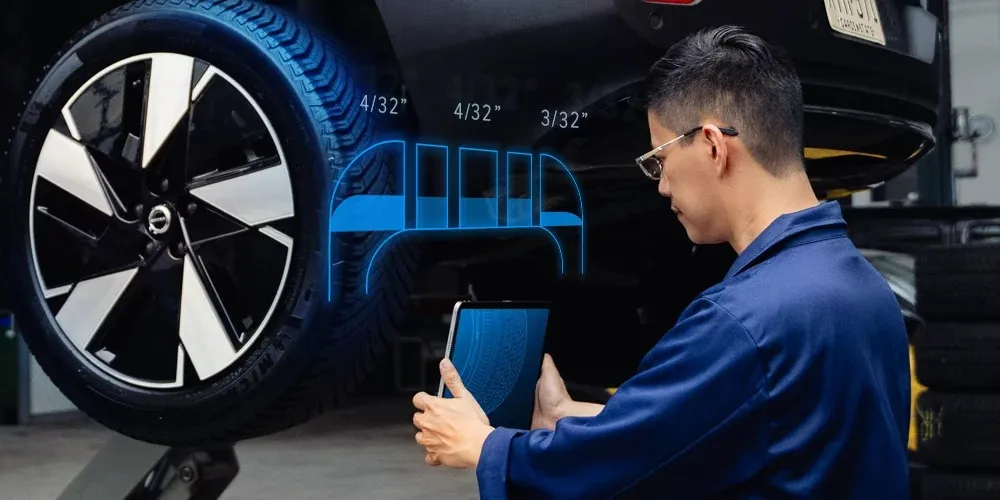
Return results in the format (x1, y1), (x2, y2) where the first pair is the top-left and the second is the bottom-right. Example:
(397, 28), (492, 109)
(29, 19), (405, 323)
(476, 201), (911, 499)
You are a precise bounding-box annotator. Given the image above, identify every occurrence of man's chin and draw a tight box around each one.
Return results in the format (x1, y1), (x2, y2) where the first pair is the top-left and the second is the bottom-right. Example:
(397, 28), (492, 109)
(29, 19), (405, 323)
(680, 224), (702, 244)
(682, 224), (723, 246)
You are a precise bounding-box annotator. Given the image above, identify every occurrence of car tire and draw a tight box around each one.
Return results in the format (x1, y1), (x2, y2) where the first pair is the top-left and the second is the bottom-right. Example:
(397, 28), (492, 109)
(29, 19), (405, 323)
(915, 243), (1000, 321)
(1, 0), (416, 445)
(914, 391), (1000, 469)
(912, 322), (1000, 390)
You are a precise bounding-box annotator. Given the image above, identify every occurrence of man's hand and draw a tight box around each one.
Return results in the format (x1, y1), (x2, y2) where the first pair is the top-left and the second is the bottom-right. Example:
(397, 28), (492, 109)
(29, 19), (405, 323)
(532, 354), (572, 430)
(533, 354), (606, 430)
(412, 358), (494, 469)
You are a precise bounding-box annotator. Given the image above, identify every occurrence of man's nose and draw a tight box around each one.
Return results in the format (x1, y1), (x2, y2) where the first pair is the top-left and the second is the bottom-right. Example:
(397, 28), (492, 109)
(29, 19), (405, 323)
(657, 176), (670, 198)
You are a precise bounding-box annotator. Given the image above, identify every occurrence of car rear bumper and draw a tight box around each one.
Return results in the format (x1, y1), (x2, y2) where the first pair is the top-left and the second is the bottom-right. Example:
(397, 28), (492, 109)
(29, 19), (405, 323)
(615, 0), (941, 125)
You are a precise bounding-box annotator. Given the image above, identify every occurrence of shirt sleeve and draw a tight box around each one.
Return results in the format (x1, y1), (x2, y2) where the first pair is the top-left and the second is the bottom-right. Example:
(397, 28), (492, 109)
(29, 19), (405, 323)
(476, 298), (770, 499)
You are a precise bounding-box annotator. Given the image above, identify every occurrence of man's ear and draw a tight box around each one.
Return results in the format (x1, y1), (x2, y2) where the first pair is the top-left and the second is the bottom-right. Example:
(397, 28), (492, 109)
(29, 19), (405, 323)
(702, 124), (730, 178)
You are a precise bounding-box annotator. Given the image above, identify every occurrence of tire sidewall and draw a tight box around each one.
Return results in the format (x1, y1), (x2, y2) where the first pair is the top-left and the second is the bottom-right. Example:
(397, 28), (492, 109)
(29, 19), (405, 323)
(4, 4), (347, 435)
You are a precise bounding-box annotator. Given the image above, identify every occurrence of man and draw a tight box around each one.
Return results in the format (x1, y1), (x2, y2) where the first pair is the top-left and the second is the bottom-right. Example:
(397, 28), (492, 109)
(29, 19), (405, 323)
(412, 25), (911, 499)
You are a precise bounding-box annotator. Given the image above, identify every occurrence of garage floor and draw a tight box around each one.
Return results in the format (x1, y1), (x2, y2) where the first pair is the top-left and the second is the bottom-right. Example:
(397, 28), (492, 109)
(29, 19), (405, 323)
(0, 396), (479, 499)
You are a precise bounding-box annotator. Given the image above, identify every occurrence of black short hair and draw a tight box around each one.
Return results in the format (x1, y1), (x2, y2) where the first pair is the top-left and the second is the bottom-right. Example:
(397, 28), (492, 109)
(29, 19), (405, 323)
(644, 25), (804, 176)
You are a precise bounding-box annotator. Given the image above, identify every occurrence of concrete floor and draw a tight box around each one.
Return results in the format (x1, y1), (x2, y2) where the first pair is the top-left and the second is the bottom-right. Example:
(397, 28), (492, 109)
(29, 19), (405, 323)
(0, 397), (479, 499)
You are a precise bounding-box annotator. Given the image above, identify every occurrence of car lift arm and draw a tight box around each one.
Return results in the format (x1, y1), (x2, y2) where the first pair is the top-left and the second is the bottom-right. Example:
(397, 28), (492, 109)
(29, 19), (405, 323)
(57, 433), (239, 500)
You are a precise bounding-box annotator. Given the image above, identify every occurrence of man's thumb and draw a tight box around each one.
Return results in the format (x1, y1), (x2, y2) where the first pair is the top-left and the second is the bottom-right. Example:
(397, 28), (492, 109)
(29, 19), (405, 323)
(440, 358), (467, 397)
(542, 354), (559, 376)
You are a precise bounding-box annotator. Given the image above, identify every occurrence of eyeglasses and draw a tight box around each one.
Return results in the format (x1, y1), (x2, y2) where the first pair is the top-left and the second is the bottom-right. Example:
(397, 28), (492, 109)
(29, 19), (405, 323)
(634, 125), (739, 180)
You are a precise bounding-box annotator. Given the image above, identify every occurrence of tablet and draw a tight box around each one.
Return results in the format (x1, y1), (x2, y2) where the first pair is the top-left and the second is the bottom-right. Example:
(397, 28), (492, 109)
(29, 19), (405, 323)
(438, 300), (550, 430)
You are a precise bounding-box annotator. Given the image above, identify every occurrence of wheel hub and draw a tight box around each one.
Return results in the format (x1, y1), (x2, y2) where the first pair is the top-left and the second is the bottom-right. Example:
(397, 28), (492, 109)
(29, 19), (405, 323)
(147, 204), (173, 236)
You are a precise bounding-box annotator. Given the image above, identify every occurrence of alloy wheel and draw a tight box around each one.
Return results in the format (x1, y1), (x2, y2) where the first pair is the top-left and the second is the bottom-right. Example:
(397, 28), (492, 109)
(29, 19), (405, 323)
(28, 53), (298, 389)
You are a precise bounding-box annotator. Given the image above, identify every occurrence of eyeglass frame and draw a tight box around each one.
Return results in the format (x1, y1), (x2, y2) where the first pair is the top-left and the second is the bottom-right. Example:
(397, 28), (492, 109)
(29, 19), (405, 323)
(634, 125), (739, 180)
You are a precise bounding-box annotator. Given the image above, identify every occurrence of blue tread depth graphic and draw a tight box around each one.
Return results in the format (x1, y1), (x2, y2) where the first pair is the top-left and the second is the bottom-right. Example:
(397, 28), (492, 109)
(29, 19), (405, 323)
(328, 141), (586, 299)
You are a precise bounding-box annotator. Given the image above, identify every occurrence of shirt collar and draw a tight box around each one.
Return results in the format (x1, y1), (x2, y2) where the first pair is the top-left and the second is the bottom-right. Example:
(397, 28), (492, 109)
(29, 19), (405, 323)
(723, 200), (848, 281)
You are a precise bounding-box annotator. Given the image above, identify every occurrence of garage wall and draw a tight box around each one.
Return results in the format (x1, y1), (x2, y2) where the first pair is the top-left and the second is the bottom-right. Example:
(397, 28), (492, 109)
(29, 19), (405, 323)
(950, 0), (1000, 206)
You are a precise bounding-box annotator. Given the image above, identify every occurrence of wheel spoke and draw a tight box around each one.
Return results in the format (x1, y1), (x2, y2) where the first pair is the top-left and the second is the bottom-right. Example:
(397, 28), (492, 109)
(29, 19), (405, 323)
(188, 223), (292, 347)
(74, 221), (147, 284)
(185, 65), (288, 227)
(259, 226), (292, 248)
(33, 162), (123, 298)
(45, 285), (73, 299)
(36, 130), (114, 217)
(174, 345), (187, 387)
(66, 59), (150, 212)
(179, 215), (241, 341)
(179, 254), (239, 381)
(36, 206), (100, 248)
(56, 266), (139, 350)
(142, 54), (194, 169)
(187, 66), (279, 180)
(87, 252), (185, 386)
(189, 164), (294, 226)
(184, 204), (250, 246)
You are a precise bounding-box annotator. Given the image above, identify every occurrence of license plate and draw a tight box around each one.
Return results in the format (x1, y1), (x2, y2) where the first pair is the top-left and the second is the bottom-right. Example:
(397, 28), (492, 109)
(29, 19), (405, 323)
(824, 0), (886, 46)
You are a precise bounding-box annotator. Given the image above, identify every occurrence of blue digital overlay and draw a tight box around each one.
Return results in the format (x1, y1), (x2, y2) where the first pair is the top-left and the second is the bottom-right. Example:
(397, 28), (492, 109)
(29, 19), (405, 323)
(445, 307), (549, 430)
(328, 140), (586, 299)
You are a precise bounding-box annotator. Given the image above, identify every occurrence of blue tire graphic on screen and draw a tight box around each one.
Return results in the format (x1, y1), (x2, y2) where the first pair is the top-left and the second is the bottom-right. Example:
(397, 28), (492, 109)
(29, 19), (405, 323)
(1, 0), (417, 445)
(454, 310), (529, 414)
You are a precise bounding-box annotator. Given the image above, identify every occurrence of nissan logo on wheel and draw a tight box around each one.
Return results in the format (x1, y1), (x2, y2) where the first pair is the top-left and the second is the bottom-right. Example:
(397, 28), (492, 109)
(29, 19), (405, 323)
(147, 205), (172, 235)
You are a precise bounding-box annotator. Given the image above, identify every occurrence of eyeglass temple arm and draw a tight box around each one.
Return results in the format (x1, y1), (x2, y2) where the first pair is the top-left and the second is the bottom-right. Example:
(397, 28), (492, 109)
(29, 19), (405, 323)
(637, 125), (739, 162)
(684, 125), (739, 137)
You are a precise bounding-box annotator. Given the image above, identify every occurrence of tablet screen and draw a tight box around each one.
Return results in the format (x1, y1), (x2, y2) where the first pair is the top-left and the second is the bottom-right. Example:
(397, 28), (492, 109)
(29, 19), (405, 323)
(444, 305), (549, 430)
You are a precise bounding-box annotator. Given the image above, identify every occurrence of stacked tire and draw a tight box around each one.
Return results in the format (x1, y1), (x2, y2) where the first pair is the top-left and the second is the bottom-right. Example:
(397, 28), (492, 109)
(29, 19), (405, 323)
(910, 241), (1000, 499)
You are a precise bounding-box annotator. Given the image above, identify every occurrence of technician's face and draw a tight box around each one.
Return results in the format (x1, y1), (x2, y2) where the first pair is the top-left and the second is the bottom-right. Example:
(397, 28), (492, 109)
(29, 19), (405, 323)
(646, 112), (724, 244)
